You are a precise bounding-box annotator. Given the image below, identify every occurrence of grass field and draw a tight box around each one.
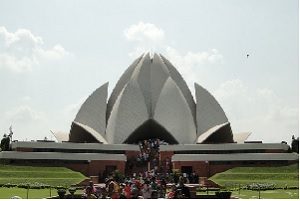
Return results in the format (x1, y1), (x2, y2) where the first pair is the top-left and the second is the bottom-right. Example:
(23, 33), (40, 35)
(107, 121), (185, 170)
(0, 165), (87, 187)
(0, 187), (85, 199)
(209, 164), (299, 199)
(210, 164), (299, 188)
(0, 187), (58, 199)
(231, 189), (299, 199)
(196, 189), (299, 199)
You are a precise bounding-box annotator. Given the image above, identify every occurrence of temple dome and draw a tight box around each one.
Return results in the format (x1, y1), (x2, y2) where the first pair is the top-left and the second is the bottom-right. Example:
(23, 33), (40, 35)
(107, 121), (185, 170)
(69, 52), (234, 144)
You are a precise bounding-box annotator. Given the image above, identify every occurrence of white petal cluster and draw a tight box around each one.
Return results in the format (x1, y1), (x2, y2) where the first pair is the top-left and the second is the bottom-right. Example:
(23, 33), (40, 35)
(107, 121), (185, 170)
(69, 53), (233, 144)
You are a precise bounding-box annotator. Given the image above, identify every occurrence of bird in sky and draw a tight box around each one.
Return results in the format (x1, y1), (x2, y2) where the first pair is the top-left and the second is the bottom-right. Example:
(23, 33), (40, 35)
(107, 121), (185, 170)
(247, 54), (250, 58)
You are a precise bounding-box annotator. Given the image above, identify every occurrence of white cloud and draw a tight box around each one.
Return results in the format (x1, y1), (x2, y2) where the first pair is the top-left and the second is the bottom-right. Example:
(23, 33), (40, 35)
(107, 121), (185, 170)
(0, 96), (86, 141)
(124, 22), (223, 64)
(0, 53), (37, 72)
(0, 26), (70, 73)
(46, 97), (87, 135)
(63, 96), (87, 120)
(1, 105), (52, 141)
(35, 44), (70, 60)
(124, 21), (165, 43)
(214, 79), (247, 99)
(21, 96), (32, 102)
(5, 105), (45, 123)
(127, 46), (148, 59)
(164, 46), (224, 94)
(166, 47), (224, 66)
(213, 79), (299, 143)
(124, 22), (224, 92)
(124, 22), (166, 58)
(0, 27), (43, 49)
(123, 22), (299, 143)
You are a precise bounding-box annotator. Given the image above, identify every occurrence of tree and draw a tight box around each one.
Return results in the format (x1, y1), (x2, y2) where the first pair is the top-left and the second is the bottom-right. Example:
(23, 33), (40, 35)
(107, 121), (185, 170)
(1, 134), (10, 151)
(291, 135), (299, 153)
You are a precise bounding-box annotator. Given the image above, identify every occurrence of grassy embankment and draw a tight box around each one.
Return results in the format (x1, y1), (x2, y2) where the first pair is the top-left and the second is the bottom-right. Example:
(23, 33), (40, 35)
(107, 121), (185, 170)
(209, 164), (299, 199)
(210, 164), (299, 187)
(0, 164), (87, 198)
(0, 165), (87, 186)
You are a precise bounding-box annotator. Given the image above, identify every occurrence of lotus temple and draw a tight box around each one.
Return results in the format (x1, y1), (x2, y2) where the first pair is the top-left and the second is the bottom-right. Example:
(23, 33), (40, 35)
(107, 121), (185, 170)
(0, 53), (298, 179)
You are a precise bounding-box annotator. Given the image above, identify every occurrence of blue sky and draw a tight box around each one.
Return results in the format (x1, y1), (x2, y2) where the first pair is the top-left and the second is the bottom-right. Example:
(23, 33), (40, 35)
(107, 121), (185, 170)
(0, 0), (298, 143)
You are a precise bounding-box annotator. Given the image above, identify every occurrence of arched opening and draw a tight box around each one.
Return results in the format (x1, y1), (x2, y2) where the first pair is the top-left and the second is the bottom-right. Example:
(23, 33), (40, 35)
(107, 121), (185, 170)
(124, 119), (179, 144)
(69, 122), (99, 143)
(202, 123), (234, 144)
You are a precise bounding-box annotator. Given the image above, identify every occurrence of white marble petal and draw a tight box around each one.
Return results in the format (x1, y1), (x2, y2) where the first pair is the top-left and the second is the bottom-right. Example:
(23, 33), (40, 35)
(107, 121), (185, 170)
(154, 78), (197, 144)
(106, 79), (149, 144)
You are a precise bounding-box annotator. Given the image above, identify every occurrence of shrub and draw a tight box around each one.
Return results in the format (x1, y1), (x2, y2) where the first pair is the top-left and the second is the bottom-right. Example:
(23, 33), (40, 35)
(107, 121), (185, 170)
(76, 186), (84, 190)
(56, 185), (67, 190)
(57, 188), (67, 199)
(17, 182), (51, 189)
(215, 191), (232, 199)
(245, 183), (276, 191)
(3, 183), (17, 188)
(68, 187), (77, 195)
(17, 183), (30, 188)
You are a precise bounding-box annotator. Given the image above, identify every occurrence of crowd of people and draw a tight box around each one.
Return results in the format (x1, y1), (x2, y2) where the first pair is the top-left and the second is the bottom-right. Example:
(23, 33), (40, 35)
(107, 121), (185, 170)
(81, 137), (199, 199)
(136, 139), (160, 163)
(82, 171), (196, 199)
(125, 139), (171, 175)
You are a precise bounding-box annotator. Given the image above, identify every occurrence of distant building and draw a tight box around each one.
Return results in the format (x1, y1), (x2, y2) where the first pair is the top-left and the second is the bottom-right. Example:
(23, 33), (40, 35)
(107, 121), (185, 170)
(0, 53), (298, 180)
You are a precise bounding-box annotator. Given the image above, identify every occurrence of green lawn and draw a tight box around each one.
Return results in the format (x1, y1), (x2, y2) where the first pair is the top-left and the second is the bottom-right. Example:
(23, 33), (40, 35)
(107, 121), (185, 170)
(196, 189), (299, 199)
(0, 165), (72, 172)
(210, 164), (299, 188)
(0, 187), (58, 199)
(209, 164), (299, 199)
(0, 187), (85, 199)
(0, 164), (87, 187)
(231, 189), (299, 199)
(221, 164), (298, 173)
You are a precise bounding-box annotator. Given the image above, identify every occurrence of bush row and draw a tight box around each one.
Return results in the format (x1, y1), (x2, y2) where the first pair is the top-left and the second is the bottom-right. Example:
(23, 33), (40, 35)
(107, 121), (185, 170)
(222, 182), (299, 191)
(214, 173), (298, 181)
(245, 183), (276, 191)
(0, 182), (73, 189)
